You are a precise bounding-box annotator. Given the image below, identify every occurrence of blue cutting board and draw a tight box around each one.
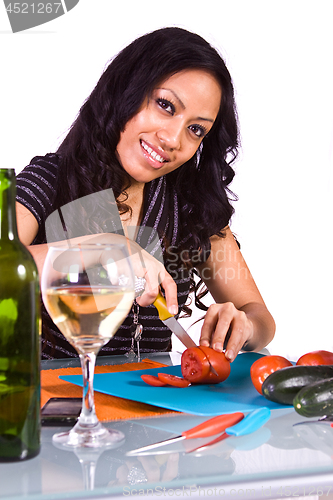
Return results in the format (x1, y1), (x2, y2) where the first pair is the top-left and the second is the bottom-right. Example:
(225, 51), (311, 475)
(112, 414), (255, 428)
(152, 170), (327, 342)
(60, 352), (291, 416)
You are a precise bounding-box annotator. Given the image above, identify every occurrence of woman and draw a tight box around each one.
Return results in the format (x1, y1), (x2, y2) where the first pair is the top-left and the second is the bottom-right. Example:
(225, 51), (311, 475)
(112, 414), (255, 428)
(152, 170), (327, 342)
(15, 27), (275, 360)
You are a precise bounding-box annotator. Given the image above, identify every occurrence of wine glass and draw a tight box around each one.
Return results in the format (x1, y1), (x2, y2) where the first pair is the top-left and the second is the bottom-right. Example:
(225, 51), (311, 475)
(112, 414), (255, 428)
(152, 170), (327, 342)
(41, 243), (135, 449)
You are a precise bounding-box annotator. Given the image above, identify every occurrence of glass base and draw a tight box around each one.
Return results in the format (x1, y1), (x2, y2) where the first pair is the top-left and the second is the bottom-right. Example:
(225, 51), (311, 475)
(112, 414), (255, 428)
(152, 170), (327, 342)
(52, 420), (125, 449)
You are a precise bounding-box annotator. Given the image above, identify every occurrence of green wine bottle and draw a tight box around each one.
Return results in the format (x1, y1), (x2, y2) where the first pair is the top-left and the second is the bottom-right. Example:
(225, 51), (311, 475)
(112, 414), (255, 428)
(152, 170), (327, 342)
(0, 168), (41, 461)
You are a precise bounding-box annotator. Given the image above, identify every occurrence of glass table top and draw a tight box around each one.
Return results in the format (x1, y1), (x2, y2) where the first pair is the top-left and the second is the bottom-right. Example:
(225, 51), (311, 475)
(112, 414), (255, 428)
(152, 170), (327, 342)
(1, 354), (333, 500)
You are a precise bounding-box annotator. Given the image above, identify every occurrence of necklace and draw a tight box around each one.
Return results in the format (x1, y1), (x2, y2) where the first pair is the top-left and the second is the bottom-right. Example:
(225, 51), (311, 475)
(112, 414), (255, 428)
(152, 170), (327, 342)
(126, 277), (146, 360)
(127, 300), (143, 359)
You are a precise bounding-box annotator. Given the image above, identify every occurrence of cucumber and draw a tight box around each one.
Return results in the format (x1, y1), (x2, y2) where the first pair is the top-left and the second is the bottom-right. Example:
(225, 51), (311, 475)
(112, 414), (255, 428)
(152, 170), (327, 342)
(293, 377), (333, 417)
(261, 365), (333, 405)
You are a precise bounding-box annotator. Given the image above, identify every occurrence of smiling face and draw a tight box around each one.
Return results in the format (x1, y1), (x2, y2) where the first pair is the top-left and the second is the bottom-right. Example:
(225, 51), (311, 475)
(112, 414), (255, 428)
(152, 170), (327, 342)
(116, 69), (222, 186)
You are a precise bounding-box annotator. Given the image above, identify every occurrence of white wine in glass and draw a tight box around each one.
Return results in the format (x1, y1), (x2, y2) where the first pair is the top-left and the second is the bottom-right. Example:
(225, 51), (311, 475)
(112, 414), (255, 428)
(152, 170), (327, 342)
(41, 243), (135, 449)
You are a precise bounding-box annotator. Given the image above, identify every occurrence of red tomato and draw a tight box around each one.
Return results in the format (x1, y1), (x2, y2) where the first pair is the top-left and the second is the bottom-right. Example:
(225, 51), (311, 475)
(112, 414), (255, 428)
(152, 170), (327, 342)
(181, 346), (231, 384)
(296, 350), (333, 366)
(141, 374), (167, 387)
(250, 355), (292, 394)
(199, 346), (231, 384)
(157, 373), (191, 388)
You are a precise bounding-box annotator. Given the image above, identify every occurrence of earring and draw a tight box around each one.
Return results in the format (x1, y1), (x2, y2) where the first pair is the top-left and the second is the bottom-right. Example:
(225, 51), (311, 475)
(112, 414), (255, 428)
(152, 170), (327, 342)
(195, 142), (203, 169)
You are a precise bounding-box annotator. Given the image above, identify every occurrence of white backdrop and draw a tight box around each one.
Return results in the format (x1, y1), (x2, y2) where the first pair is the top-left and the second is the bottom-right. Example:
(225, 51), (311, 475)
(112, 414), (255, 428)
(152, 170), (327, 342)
(1, 0), (332, 361)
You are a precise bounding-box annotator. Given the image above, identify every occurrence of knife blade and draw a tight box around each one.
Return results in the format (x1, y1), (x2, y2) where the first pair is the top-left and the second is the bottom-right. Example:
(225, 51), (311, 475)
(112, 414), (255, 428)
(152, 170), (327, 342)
(293, 416), (333, 428)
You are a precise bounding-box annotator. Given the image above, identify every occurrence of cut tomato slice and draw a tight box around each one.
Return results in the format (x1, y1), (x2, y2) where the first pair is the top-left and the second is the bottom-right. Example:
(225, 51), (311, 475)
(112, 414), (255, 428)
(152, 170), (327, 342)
(157, 373), (191, 388)
(141, 374), (167, 387)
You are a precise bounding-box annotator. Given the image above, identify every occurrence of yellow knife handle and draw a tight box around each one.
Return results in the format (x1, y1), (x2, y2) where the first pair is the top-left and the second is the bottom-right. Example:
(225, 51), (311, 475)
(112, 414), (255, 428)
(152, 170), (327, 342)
(153, 293), (173, 321)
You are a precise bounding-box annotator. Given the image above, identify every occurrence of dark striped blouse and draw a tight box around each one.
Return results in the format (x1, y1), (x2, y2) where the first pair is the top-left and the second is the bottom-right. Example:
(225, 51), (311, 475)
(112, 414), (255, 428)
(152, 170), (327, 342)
(16, 154), (197, 359)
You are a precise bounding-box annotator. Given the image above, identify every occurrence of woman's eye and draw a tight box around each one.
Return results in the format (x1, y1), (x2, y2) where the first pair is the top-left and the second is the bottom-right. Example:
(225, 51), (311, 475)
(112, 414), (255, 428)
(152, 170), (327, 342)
(189, 124), (207, 138)
(157, 98), (175, 115)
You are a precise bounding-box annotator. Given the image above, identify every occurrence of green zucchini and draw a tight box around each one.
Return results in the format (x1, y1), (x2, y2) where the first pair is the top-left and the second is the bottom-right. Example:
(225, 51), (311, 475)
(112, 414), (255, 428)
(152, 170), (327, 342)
(293, 377), (333, 417)
(261, 365), (333, 405)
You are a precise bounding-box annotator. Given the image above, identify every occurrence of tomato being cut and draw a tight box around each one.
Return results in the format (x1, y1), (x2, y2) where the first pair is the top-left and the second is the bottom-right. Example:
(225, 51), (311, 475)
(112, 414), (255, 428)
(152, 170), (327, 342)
(141, 374), (167, 387)
(181, 346), (211, 383)
(296, 350), (333, 366)
(181, 346), (231, 384)
(199, 346), (231, 383)
(157, 373), (191, 388)
(250, 355), (292, 394)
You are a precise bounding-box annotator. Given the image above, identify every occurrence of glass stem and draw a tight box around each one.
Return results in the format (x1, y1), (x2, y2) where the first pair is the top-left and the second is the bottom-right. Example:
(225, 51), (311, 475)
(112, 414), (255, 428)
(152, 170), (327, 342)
(81, 457), (97, 490)
(74, 449), (102, 490)
(78, 352), (99, 428)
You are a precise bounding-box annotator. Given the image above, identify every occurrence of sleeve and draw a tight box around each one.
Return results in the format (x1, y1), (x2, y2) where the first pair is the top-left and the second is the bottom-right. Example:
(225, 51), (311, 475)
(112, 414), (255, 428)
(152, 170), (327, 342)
(15, 153), (60, 226)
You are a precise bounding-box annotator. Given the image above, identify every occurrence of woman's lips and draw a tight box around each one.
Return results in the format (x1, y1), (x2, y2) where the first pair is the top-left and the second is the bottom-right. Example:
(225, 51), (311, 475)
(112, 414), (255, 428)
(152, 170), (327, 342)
(140, 140), (170, 167)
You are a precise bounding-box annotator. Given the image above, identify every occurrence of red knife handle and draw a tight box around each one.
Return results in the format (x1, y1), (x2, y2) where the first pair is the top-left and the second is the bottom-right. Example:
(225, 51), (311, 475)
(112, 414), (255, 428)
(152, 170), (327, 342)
(182, 412), (244, 439)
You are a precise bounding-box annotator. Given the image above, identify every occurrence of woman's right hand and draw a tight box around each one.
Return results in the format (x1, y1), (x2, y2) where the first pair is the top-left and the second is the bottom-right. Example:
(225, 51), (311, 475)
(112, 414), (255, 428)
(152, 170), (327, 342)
(90, 232), (178, 315)
(122, 238), (178, 315)
(134, 249), (178, 315)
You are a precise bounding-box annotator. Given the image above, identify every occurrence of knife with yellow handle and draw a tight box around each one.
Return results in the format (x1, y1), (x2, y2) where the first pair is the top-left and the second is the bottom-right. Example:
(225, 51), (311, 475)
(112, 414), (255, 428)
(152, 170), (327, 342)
(153, 293), (197, 348)
(152, 294), (219, 377)
(135, 279), (193, 346)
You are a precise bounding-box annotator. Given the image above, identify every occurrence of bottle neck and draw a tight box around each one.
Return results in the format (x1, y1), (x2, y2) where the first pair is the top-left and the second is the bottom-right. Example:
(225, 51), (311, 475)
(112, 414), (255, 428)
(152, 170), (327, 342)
(0, 169), (19, 241)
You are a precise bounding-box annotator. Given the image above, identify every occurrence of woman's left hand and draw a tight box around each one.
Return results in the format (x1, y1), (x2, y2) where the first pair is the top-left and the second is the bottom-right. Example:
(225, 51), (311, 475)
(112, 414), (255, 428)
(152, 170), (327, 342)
(199, 302), (254, 362)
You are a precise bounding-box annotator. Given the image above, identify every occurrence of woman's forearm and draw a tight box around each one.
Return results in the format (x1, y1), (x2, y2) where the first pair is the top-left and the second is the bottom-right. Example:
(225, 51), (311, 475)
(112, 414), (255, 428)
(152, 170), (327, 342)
(26, 243), (49, 279)
(26, 233), (130, 279)
(239, 302), (276, 352)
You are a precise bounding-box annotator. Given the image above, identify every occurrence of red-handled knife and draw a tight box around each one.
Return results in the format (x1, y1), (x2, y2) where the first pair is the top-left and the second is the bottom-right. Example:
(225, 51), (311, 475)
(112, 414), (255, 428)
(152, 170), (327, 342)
(126, 412), (244, 456)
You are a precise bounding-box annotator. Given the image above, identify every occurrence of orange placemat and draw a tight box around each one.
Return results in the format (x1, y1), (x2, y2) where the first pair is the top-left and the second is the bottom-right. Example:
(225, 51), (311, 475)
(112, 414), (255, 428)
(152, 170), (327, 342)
(41, 359), (178, 421)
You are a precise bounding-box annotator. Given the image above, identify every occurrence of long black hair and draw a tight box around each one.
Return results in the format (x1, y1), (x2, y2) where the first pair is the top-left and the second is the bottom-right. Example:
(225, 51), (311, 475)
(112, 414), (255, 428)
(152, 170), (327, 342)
(56, 27), (239, 262)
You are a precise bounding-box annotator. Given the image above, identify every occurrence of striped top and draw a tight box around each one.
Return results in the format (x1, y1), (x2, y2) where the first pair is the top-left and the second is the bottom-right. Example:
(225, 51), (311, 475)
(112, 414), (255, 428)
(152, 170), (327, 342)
(16, 154), (199, 359)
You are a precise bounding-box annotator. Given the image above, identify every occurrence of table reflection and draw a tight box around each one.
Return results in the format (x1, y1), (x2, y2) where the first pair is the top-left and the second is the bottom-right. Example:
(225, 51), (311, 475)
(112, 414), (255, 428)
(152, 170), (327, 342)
(1, 372), (333, 500)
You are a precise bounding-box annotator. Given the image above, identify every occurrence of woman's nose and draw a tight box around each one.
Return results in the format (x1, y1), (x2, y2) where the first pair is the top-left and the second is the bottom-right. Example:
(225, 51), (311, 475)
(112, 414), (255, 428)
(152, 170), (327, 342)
(156, 121), (183, 151)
